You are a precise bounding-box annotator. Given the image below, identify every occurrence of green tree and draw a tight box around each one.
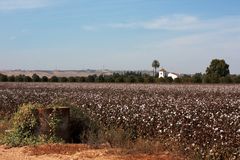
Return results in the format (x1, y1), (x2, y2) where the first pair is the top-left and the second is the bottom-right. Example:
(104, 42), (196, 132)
(204, 74), (220, 83)
(87, 75), (96, 82)
(192, 73), (203, 83)
(32, 74), (41, 82)
(78, 77), (86, 82)
(220, 75), (233, 83)
(181, 75), (192, 83)
(206, 59), (230, 77)
(115, 76), (124, 83)
(24, 76), (32, 82)
(156, 77), (166, 83)
(202, 74), (210, 83)
(152, 60), (160, 77)
(68, 77), (76, 82)
(137, 76), (144, 83)
(112, 73), (120, 77)
(144, 75), (155, 83)
(95, 75), (105, 83)
(50, 76), (59, 82)
(42, 76), (49, 82)
(125, 76), (136, 83)
(174, 78), (182, 83)
(8, 75), (16, 82)
(104, 76), (115, 83)
(231, 75), (240, 83)
(15, 75), (24, 82)
(60, 77), (68, 82)
(165, 77), (173, 83)
(0, 74), (8, 82)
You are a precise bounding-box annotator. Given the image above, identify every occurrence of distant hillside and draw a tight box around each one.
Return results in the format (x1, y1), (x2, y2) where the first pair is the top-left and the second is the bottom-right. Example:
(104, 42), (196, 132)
(0, 70), (113, 78)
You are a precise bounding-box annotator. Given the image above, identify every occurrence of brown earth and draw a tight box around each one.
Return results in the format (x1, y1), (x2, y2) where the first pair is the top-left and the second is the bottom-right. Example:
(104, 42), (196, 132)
(0, 144), (184, 160)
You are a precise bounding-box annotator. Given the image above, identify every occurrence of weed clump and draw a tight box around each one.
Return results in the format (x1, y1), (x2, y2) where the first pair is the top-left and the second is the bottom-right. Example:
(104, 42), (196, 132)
(69, 105), (101, 144)
(2, 103), (64, 147)
(3, 104), (40, 146)
(1, 102), (102, 147)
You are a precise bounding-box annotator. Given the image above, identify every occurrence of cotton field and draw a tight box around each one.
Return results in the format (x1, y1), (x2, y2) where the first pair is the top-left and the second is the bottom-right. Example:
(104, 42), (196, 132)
(0, 83), (239, 158)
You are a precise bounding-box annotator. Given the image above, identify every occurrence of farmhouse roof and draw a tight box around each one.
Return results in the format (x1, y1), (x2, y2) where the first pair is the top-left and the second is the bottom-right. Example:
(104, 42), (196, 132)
(159, 68), (167, 72)
(169, 72), (180, 76)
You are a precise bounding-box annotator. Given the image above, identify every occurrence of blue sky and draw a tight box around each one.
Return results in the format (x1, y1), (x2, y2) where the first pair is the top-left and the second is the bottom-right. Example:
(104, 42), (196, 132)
(0, 0), (240, 74)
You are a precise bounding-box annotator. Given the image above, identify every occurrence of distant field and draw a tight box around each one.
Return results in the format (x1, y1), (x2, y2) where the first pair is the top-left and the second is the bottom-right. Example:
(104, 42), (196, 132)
(0, 83), (239, 158)
(0, 70), (113, 78)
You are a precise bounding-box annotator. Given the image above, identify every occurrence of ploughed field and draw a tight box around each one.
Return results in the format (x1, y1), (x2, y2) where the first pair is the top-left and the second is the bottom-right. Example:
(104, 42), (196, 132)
(0, 83), (240, 157)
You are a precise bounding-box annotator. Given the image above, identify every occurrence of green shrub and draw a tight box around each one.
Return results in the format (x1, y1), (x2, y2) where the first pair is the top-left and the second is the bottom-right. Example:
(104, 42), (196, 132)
(3, 103), (64, 147)
(0, 118), (11, 144)
(103, 127), (133, 147)
(156, 77), (166, 83)
(115, 77), (124, 83)
(173, 78), (182, 83)
(3, 104), (40, 146)
(69, 106), (101, 144)
(125, 76), (136, 83)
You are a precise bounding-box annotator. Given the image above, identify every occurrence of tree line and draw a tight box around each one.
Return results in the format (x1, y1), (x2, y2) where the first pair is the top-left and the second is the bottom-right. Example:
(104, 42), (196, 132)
(1, 72), (240, 84)
(0, 59), (240, 83)
(0, 72), (154, 83)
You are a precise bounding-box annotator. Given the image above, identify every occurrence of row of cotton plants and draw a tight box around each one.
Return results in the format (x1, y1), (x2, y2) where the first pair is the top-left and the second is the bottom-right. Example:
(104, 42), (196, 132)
(0, 83), (239, 159)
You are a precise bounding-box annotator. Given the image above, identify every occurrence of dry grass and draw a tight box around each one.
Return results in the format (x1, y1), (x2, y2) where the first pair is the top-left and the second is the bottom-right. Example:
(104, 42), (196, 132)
(26, 144), (90, 155)
(119, 138), (185, 160)
(121, 154), (183, 160)
(0, 119), (10, 133)
(0, 119), (11, 144)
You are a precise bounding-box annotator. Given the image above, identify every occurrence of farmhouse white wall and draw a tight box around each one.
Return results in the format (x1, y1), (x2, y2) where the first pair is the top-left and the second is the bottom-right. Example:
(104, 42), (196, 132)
(159, 71), (166, 78)
(167, 73), (178, 80)
(159, 69), (179, 80)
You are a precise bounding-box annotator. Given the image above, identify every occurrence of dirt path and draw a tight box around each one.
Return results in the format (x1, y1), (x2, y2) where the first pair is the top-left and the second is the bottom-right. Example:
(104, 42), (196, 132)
(0, 144), (183, 160)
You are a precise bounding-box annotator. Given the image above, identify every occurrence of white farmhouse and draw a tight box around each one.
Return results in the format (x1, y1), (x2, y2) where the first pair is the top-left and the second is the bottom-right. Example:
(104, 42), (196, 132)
(159, 68), (179, 80)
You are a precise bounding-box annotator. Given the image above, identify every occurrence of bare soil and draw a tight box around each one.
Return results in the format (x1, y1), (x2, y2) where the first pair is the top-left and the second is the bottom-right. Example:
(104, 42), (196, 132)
(0, 144), (184, 160)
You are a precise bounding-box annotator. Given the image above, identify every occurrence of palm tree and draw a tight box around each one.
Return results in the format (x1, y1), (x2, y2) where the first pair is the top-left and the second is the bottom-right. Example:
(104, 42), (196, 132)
(152, 60), (160, 77)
